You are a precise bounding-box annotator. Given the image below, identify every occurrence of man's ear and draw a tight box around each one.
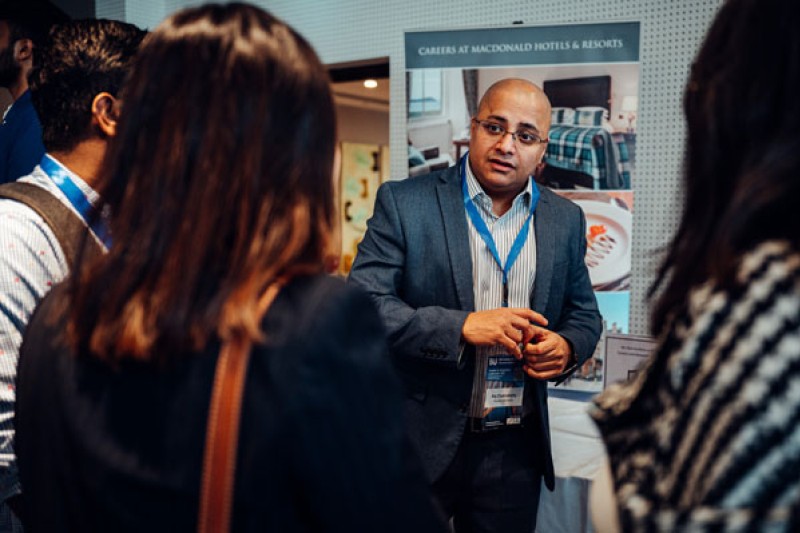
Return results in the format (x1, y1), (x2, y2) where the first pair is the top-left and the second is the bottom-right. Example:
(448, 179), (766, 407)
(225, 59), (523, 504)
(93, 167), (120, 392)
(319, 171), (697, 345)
(13, 38), (33, 64)
(92, 92), (119, 138)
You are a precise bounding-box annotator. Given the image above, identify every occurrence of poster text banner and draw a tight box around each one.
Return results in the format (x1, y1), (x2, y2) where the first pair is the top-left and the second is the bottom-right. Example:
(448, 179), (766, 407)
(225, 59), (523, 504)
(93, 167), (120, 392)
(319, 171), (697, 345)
(406, 22), (639, 69)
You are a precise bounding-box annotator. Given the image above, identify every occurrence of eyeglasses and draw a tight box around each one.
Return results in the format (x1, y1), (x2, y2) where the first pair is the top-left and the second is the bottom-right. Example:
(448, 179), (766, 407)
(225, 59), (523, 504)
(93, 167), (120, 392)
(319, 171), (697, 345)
(472, 118), (548, 146)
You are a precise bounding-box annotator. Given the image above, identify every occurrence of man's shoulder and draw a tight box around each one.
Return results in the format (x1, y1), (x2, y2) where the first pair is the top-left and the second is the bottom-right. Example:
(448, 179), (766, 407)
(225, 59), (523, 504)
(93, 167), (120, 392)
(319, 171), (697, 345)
(1, 92), (40, 132)
(0, 172), (68, 250)
(538, 185), (582, 215)
(0, 94), (45, 184)
(381, 165), (458, 195)
(0, 169), (62, 209)
(0, 189), (69, 313)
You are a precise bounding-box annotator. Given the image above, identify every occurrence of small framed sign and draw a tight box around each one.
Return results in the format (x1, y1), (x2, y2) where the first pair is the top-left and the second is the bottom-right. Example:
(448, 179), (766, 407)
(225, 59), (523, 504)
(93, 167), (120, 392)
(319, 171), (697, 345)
(603, 333), (656, 388)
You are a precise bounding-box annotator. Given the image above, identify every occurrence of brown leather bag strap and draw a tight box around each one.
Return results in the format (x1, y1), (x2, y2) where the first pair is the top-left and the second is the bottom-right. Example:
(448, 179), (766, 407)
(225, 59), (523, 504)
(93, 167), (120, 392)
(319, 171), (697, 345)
(198, 282), (284, 533)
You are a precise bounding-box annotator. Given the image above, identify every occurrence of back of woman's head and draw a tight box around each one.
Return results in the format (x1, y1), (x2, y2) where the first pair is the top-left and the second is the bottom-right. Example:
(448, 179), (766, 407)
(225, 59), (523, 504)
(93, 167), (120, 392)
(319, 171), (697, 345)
(71, 3), (337, 360)
(652, 0), (800, 330)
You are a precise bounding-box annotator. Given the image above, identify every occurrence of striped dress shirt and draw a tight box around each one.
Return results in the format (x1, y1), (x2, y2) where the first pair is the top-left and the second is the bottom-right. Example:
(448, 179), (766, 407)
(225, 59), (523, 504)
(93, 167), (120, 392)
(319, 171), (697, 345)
(464, 161), (537, 416)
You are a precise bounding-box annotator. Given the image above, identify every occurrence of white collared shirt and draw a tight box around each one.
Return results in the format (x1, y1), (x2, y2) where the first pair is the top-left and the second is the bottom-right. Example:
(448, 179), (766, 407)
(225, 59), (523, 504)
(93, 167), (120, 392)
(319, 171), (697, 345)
(464, 162), (538, 418)
(464, 161), (537, 351)
(0, 159), (102, 500)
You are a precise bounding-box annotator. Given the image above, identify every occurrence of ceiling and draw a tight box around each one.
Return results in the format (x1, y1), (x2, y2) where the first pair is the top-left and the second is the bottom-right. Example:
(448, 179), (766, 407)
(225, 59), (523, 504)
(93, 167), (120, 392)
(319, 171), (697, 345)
(332, 77), (389, 112)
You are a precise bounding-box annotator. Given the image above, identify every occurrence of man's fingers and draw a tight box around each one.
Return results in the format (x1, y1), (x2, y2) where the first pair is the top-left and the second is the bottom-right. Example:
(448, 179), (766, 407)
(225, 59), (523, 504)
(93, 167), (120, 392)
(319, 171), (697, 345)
(507, 307), (548, 327)
(524, 365), (561, 380)
(461, 309), (555, 357)
(524, 356), (566, 377)
(508, 313), (534, 332)
(525, 352), (561, 364)
(530, 310), (548, 327)
(511, 308), (548, 327)
(525, 349), (569, 377)
(499, 336), (522, 358)
(525, 358), (563, 371)
(503, 324), (523, 343)
(524, 337), (557, 356)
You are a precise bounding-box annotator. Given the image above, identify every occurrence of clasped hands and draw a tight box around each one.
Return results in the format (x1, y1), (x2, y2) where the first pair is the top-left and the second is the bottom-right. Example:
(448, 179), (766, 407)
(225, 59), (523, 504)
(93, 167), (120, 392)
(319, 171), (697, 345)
(461, 308), (572, 380)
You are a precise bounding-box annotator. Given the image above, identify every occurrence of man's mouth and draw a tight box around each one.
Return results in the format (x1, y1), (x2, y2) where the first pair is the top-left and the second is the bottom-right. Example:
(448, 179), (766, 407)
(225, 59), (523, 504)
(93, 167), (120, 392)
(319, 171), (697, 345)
(489, 158), (515, 172)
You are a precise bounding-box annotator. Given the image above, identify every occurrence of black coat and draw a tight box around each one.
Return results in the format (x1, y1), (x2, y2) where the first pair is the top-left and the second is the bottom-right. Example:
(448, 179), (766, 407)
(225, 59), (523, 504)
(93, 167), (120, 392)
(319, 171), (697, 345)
(15, 275), (444, 532)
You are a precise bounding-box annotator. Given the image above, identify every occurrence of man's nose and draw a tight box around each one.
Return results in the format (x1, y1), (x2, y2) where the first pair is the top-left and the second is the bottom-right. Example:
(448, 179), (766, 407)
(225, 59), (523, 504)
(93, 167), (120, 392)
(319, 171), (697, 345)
(495, 131), (516, 154)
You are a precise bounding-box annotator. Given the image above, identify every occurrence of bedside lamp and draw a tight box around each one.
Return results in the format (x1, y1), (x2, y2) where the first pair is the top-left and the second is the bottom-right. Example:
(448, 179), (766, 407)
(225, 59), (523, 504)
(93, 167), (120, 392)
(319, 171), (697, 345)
(621, 95), (638, 133)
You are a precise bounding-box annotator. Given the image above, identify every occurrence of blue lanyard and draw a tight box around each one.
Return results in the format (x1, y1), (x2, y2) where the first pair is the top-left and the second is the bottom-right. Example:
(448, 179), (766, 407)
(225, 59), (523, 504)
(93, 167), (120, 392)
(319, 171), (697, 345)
(461, 153), (539, 307)
(39, 154), (111, 247)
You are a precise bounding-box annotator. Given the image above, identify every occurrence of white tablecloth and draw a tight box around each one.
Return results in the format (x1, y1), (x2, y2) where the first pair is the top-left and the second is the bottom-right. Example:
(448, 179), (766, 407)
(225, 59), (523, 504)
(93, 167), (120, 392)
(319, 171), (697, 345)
(535, 395), (606, 533)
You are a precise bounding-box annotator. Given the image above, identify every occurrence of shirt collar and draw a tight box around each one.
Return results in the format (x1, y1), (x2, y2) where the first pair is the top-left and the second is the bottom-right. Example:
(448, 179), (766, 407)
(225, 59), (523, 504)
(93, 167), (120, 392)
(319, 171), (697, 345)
(464, 158), (532, 213)
(42, 153), (102, 207)
(2, 90), (31, 122)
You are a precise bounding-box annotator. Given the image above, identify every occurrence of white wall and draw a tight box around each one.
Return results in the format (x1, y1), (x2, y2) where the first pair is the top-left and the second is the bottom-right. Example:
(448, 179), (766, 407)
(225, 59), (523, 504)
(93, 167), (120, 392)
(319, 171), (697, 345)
(95, 0), (725, 335)
(336, 105), (390, 146)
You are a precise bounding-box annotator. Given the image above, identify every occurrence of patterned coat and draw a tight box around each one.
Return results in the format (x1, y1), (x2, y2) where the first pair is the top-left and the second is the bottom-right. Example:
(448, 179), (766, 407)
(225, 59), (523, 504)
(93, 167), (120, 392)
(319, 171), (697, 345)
(592, 241), (800, 532)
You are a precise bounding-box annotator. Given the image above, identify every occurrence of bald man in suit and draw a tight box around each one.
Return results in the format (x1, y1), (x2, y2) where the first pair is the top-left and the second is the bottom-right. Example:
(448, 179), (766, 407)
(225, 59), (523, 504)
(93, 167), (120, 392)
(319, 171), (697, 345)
(350, 78), (601, 532)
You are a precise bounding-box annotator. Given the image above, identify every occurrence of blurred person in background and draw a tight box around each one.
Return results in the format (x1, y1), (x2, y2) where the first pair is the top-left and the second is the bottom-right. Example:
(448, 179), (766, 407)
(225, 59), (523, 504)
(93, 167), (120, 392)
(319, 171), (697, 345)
(0, 18), (144, 532)
(0, 1), (69, 184)
(591, 0), (800, 530)
(13, 3), (443, 532)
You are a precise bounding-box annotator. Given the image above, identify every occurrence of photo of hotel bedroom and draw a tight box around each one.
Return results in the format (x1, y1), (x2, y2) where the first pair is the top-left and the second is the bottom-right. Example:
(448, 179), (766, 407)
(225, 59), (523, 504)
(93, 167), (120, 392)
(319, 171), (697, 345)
(406, 63), (639, 191)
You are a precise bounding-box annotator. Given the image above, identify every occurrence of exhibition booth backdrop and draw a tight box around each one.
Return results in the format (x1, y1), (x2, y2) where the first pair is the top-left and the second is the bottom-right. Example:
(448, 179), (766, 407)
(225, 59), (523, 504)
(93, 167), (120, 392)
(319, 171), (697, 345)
(405, 21), (639, 393)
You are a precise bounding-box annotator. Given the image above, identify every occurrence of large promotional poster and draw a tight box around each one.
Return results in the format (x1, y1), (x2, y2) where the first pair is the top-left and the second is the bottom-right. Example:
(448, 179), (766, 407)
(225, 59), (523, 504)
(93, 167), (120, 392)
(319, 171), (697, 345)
(405, 22), (640, 394)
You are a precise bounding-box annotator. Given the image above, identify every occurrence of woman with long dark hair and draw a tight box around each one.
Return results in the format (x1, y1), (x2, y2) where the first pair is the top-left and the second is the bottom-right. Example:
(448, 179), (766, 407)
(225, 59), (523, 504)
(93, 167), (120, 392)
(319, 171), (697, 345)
(13, 4), (443, 532)
(590, 0), (800, 531)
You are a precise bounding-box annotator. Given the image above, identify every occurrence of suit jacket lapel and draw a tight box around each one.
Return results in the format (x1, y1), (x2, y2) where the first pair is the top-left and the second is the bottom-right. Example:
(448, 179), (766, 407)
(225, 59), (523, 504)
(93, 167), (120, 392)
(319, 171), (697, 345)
(531, 188), (555, 313)
(437, 166), (474, 312)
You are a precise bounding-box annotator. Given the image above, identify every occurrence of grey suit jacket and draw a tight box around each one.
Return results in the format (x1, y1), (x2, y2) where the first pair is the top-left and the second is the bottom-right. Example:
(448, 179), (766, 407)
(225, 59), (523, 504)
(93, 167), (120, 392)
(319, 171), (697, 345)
(349, 163), (602, 490)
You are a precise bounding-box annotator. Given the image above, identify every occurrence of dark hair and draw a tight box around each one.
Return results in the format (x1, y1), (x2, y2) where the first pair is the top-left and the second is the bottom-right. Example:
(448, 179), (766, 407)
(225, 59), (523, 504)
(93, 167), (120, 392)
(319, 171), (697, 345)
(29, 19), (145, 152)
(0, 1), (70, 53)
(68, 3), (337, 361)
(650, 0), (800, 332)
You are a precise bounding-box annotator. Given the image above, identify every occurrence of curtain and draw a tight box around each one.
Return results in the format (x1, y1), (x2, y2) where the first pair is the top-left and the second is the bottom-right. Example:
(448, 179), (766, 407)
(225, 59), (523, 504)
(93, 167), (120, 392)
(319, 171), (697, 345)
(462, 69), (479, 118)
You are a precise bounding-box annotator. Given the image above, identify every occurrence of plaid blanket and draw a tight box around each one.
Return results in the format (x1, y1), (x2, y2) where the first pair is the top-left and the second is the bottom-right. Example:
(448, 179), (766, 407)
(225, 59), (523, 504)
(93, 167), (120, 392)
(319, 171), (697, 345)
(544, 125), (632, 189)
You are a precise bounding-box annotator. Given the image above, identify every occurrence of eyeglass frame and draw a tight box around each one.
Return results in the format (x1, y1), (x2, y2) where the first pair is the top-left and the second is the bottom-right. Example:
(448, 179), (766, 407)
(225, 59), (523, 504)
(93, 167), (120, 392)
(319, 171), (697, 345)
(471, 118), (549, 146)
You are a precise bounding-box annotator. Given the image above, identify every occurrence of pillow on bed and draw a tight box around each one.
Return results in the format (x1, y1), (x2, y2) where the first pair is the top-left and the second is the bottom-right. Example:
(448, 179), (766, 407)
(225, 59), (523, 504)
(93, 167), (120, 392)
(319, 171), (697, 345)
(408, 144), (426, 167)
(551, 107), (575, 125)
(574, 106), (609, 126)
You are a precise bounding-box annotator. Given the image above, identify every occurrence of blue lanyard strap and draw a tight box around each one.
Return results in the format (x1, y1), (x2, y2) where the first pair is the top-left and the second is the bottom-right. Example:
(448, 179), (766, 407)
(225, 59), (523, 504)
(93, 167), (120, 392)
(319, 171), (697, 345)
(460, 153), (539, 307)
(39, 154), (111, 247)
